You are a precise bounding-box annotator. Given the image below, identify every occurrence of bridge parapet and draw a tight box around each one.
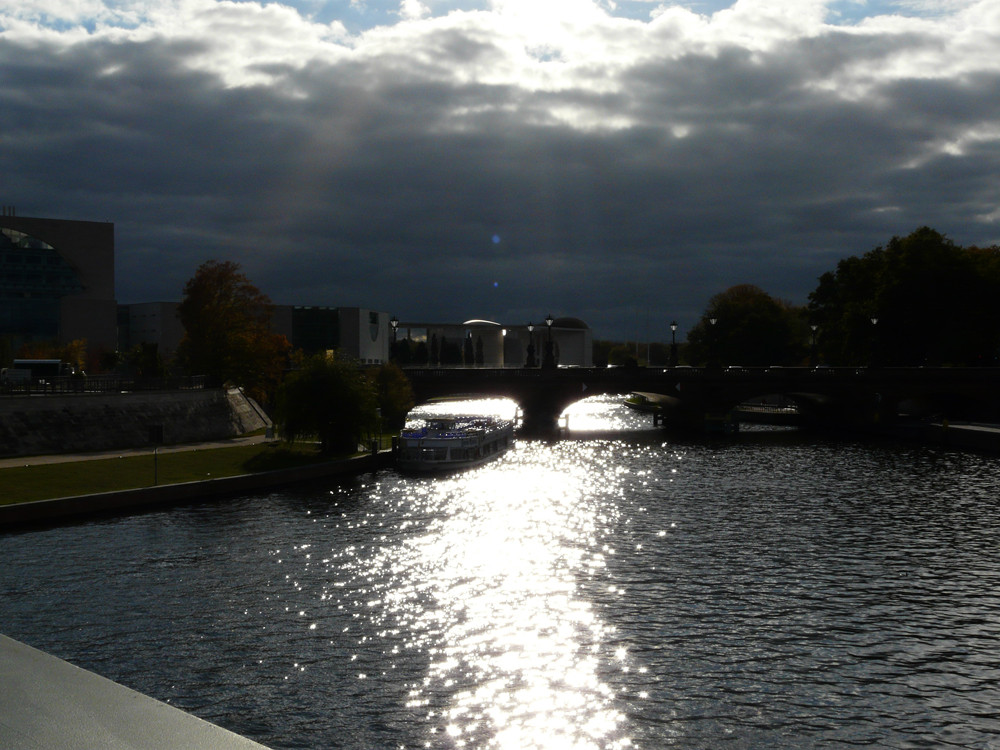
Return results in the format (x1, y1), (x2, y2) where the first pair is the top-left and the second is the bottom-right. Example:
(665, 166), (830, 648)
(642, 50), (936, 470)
(401, 366), (1000, 434)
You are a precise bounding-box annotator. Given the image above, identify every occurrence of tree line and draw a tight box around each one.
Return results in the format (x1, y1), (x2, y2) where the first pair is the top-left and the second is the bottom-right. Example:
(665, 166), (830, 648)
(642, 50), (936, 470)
(601, 227), (1000, 368)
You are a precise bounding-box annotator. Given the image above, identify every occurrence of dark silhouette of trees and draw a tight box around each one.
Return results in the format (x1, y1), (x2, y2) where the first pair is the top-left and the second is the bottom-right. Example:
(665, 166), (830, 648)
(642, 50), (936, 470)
(390, 337), (430, 366)
(127, 342), (165, 379)
(176, 260), (290, 402)
(277, 352), (377, 454)
(607, 344), (638, 367)
(808, 227), (1000, 365)
(685, 285), (806, 366)
(464, 335), (474, 366)
(369, 361), (415, 430)
(439, 336), (462, 365)
(413, 340), (429, 365)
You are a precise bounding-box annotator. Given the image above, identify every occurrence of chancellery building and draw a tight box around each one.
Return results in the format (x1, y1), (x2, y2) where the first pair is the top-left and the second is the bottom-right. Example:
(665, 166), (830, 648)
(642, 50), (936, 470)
(3, 211), (591, 370)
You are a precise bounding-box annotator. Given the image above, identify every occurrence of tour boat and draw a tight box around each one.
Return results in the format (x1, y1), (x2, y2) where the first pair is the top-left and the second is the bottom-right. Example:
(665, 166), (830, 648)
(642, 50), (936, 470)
(396, 416), (514, 473)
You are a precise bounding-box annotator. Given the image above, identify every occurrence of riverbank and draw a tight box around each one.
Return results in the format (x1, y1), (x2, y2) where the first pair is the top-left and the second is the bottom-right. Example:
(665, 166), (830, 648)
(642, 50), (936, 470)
(0, 447), (394, 529)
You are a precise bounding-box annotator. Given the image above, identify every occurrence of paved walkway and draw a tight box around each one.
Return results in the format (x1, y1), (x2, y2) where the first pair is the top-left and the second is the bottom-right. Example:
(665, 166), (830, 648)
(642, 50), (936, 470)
(1, 634), (270, 749)
(0, 435), (269, 470)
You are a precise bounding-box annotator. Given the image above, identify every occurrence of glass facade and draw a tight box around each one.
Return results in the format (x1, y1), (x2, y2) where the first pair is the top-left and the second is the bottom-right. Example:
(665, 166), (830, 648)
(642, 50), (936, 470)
(292, 306), (340, 354)
(1, 227), (83, 342)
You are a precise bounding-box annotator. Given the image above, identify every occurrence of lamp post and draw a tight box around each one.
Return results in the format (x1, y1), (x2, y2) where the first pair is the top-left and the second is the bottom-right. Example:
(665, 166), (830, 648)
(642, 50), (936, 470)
(389, 315), (399, 362)
(525, 323), (536, 367)
(670, 321), (678, 367)
(869, 316), (879, 367)
(709, 317), (718, 367)
(810, 324), (818, 366)
(543, 313), (555, 369)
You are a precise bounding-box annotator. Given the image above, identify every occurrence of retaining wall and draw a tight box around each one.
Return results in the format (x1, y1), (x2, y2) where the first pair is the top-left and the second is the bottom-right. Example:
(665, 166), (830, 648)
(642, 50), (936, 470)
(0, 388), (270, 458)
(0, 452), (394, 529)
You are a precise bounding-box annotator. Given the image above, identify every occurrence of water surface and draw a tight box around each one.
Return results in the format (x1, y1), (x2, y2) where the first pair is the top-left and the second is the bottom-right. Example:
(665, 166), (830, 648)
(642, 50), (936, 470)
(3, 396), (1000, 748)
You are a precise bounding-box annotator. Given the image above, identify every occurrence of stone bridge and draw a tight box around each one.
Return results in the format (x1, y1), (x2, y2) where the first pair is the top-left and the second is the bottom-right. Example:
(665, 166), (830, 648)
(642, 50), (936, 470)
(403, 366), (1000, 434)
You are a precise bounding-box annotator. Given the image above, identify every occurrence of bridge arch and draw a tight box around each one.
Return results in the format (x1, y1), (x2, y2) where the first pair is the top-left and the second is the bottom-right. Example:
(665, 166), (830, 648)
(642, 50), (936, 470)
(402, 366), (1000, 434)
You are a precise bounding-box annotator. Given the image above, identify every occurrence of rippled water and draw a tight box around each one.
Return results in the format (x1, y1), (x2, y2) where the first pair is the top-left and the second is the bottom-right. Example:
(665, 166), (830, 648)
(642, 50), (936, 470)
(4, 395), (1000, 749)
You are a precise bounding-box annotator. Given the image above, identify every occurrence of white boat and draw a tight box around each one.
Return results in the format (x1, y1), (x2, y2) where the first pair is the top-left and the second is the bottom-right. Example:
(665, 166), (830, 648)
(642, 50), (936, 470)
(396, 416), (514, 473)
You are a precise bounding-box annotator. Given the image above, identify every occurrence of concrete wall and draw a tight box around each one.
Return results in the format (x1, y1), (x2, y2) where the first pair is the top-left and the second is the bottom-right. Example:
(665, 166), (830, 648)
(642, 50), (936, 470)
(0, 452), (393, 528)
(0, 388), (270, 457)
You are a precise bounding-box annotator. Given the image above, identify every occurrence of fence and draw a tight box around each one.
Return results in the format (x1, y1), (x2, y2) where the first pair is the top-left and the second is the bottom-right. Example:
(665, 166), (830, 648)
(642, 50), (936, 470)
(1, 374), (207, 397)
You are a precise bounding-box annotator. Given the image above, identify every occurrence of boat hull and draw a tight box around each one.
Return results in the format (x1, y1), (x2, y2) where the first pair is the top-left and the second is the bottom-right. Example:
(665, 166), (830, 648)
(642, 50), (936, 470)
(396, 417), (514, 473)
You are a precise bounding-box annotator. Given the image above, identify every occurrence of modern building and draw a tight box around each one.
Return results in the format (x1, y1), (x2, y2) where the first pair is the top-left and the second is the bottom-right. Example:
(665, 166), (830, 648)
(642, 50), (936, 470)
(117, 301), (186, 359)
(271, 306), (391, 365)
(393, 317), (593, 367)
(118, 303), (392, 365)
(1, 211), (117, 356)
(3, 211), (587, 372)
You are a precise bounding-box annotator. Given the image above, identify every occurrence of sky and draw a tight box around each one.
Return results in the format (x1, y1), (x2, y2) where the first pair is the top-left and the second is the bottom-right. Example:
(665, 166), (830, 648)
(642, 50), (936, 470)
(2, 0), (999, 342)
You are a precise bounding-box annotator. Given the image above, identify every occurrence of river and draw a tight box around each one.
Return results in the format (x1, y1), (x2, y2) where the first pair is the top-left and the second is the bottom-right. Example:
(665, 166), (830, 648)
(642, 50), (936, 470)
(3, 395), (1000, 749)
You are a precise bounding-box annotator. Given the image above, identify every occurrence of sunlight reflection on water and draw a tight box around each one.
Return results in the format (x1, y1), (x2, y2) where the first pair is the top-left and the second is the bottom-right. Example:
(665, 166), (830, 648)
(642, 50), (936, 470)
(379, 395), (636, 748)
(8, 394), (1000, 748)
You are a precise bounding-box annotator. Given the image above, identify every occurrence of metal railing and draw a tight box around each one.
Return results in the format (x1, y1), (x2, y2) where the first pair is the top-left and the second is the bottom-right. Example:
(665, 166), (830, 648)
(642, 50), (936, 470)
(1, 374), (207, 397)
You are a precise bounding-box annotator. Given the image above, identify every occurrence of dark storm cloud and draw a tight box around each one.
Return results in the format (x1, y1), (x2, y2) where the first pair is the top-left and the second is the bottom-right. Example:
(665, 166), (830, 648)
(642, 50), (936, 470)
(2, 1), (998, 339)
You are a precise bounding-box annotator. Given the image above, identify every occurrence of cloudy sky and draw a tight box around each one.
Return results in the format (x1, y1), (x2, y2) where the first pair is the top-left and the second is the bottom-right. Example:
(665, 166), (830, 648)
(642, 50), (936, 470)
(3, 0), (999, 341)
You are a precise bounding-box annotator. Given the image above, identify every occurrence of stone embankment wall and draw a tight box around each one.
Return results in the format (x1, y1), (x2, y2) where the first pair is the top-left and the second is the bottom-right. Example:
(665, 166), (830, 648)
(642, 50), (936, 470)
(0, 388), (271, 457)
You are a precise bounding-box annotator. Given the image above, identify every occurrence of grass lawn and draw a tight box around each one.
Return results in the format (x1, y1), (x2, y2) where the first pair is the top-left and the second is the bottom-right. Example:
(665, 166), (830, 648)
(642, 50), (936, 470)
(0, 442), (341, 506)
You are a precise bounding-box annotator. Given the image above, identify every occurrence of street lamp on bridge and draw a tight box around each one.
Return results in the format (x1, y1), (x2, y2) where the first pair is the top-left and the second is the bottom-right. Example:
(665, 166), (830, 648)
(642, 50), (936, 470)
(709, 317), (718, 367)
(543, 313), (556, 369)
(670, 321), (678, 367)
(870, 317), (879, 367)
(525, 323), (537, 367)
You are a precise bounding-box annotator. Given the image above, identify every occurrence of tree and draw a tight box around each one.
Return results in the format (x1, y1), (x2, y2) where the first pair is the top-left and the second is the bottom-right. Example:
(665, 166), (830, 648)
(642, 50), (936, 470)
(127, 342), (165, 379)
(16, 339), (89, 372)
(808, 228), (1000, 365)
(685, 285), (806, 366)
(277, 352), (377, 454)
(607, 344), (638, 367)
(369, 362), (415, 429)
(413, 340), (429, 365)
(176, 260), (290, 402)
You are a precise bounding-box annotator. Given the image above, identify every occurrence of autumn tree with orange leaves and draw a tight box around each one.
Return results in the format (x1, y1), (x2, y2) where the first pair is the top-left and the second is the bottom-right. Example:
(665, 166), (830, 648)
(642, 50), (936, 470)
(176, 260), (289, 404)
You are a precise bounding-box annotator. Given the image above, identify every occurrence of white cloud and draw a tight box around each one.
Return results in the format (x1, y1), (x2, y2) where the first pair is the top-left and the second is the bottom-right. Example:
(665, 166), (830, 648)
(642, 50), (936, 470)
(399, 0), (430, 19)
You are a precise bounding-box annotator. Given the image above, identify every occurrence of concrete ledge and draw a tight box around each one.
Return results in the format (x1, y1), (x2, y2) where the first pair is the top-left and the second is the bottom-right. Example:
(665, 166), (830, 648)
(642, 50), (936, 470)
(0, 634), (270, 749)
(0, 451), (395, 529)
